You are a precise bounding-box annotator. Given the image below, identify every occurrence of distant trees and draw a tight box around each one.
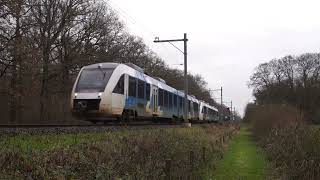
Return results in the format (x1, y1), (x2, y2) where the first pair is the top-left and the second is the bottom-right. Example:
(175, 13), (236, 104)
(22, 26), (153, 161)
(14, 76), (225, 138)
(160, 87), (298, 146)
(249, 53), (320, 123)
(0, 0), (217, 123)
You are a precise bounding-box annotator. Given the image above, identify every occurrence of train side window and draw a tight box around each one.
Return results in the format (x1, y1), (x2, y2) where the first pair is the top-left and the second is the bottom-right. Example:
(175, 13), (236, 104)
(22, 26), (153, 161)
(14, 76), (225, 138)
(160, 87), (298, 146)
(164, 91), (168, 107)
(169, 93), (172, 108)
(179, 96), (183, 108)
(194, 102), (198, 112)
(146, 83), (150, 100)
(113, 75), (124, 94)
(129, 76), (137, 97)
(138, 79), (145, 99)
(159, 89), (163, 106)
(173, 94), (177, 108)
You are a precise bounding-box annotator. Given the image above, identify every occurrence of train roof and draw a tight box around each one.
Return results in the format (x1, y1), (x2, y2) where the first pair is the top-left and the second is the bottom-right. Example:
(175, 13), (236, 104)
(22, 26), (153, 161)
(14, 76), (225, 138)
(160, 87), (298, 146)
(82, 62), (207, 104)
(115, 63), (178, 93)
(83, 62), (119, 69)
(200, 101), (218, 112)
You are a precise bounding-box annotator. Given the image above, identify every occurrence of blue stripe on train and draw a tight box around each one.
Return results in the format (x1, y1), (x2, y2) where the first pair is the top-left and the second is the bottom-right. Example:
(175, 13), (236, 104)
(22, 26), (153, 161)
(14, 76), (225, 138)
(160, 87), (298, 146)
(125, 96), (148, 109)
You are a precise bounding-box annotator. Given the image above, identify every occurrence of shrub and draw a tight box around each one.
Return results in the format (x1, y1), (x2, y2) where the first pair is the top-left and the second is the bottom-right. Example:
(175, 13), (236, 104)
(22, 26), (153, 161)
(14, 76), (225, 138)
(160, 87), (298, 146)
(264, 125), (320, 179)
(245, 104), (303, 137)
(0, 125), (236, 179)
(244, 103), (320, 179)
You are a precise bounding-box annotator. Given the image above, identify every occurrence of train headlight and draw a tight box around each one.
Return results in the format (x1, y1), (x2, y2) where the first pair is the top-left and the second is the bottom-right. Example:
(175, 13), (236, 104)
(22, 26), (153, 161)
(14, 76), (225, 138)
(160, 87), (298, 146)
(74, 93), (78, 98)
(98, 92), (102, 98)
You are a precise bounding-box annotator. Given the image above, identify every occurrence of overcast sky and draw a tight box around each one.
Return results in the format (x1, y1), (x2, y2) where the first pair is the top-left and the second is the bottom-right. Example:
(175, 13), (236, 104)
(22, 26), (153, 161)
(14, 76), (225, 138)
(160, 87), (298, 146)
(109, 0), (320, 116)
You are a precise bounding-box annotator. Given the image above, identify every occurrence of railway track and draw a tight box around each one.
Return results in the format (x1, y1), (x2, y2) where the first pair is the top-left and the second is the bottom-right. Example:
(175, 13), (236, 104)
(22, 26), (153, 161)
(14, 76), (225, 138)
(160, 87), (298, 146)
(0, 122), (174, 128)
(0, 122), (189, 137)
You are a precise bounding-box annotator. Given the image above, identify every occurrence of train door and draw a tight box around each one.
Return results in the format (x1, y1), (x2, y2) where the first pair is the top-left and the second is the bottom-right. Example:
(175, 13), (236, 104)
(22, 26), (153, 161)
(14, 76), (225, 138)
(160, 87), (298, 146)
(123, 74), (129, 110)
(204, 107), (207, 120)
(124, 74), (128, 97)
(152, 86), (158, 113)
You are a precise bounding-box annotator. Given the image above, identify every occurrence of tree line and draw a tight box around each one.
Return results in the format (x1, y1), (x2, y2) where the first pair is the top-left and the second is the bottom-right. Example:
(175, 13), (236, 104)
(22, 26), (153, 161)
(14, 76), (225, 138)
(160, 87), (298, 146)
(0, 0), (221, 123)
(249, 53), (320, 123)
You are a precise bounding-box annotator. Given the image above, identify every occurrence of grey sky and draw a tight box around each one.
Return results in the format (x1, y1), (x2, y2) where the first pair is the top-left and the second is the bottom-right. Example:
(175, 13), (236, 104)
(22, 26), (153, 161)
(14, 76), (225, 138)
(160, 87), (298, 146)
(110, 0), (320, 116)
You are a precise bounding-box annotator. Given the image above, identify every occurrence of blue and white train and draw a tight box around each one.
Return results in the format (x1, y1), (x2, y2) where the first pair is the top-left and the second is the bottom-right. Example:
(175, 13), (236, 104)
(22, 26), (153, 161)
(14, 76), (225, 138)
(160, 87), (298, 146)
(70, 63), (219, 123)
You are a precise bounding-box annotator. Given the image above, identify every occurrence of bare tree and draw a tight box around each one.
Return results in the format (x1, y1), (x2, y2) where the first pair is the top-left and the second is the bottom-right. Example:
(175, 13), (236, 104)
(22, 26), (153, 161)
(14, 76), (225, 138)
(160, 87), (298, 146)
(0, 0), (30, 122)
(28, 0), (90, 121)
(0, 0), (220, 123)
(249, 53), (320, 123)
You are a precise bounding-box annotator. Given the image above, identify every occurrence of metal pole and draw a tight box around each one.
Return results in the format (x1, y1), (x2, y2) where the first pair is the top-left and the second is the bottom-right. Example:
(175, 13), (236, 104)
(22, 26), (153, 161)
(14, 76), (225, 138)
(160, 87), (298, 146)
(230, 101), (233, 121)
(220, 87), (223, 106)
(220, 86), (223, 121)
(153, 34), (188, 122)
(184, 33), (188, 122)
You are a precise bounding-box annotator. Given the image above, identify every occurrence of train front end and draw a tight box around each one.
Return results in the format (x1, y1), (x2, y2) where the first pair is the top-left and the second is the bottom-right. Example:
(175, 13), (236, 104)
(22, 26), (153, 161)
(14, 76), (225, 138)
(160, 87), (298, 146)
(70, 63), (118, 120)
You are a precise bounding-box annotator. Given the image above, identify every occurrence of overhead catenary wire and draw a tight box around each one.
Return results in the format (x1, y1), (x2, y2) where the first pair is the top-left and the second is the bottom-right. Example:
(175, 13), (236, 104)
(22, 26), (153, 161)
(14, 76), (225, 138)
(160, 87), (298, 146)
(105, 0), (184, 65)
(106, 1), (231, 111)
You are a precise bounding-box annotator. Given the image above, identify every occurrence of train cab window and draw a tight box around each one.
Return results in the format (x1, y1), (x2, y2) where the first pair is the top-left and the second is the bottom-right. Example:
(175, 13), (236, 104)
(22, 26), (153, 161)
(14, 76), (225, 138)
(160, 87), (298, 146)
(75, 68), (114, 92)
(112, 75), (124, 94)
(138, 79), (145, 99)
(169, 93), (172, 108)
(159, 89), (164, 106)
(129, 76), (137, 97)
(164, 91), (168, 107)
(146, 83), (150, 100)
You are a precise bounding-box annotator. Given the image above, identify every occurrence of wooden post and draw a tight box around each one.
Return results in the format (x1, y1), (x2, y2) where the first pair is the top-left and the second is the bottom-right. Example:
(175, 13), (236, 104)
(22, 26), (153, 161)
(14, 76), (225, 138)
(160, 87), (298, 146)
(165, 159), (171, 180)
(189, 151), (194, 179)
(202, 147), (206, 162)
(190, 150), (194, 167)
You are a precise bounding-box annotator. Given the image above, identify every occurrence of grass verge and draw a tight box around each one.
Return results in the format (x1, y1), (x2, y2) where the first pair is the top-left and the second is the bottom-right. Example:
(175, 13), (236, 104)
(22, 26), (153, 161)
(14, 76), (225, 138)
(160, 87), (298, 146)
(245, 104), (320, 179)
(214, 126), (269, 180)
(0, 124), (237, 179)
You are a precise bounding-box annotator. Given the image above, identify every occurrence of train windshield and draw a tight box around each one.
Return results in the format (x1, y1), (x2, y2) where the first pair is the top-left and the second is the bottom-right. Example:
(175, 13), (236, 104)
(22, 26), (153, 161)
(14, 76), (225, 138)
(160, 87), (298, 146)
(75, 68), (114, 92)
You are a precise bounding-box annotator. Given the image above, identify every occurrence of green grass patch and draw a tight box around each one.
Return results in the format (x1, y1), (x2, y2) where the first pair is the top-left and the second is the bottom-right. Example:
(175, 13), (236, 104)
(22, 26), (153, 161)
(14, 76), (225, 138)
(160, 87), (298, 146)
(214, 126), (269, 180)
(0, 132), (108, 152)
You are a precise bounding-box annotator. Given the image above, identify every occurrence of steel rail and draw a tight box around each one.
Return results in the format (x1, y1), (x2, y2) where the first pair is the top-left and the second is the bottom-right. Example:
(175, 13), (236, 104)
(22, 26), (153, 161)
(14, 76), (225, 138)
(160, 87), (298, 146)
(0, 122), (181, 128)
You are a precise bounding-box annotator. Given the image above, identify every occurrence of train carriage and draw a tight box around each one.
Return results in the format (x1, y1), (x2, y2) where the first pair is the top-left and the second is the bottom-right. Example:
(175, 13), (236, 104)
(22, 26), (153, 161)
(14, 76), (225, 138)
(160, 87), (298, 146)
(71, 62), (219, 123)
(199, 101), (219, 122)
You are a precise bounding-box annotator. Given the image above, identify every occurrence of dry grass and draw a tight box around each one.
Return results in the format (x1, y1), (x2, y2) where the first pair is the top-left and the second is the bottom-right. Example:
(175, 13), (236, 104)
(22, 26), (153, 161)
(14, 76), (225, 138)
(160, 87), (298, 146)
(263, 125), (320, 179)
(0, 124), (237, 179)
(245, 104), (320, 179)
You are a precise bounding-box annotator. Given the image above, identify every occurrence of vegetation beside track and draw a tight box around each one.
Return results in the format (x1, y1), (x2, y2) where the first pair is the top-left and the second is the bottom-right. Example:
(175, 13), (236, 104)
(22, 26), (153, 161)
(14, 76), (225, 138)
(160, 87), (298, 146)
(0, 124), (238, 179)
(214, 126), (269, 180)
(244, 104), (320, 179)
(0, 133), (107, 152)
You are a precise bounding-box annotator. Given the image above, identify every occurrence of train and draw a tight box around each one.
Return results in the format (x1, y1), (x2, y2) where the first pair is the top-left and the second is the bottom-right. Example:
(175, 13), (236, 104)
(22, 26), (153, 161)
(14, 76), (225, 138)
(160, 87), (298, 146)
(70, 62), (220, 123)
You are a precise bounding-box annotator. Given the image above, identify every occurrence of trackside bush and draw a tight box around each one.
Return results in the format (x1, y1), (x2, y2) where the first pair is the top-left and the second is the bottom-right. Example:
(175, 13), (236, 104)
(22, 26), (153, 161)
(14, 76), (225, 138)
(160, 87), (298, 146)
(264, 126), (320, 179)
(244, 104), (320, 179)
(245, 104), (303, 137)
(0, 125), (236, 179)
